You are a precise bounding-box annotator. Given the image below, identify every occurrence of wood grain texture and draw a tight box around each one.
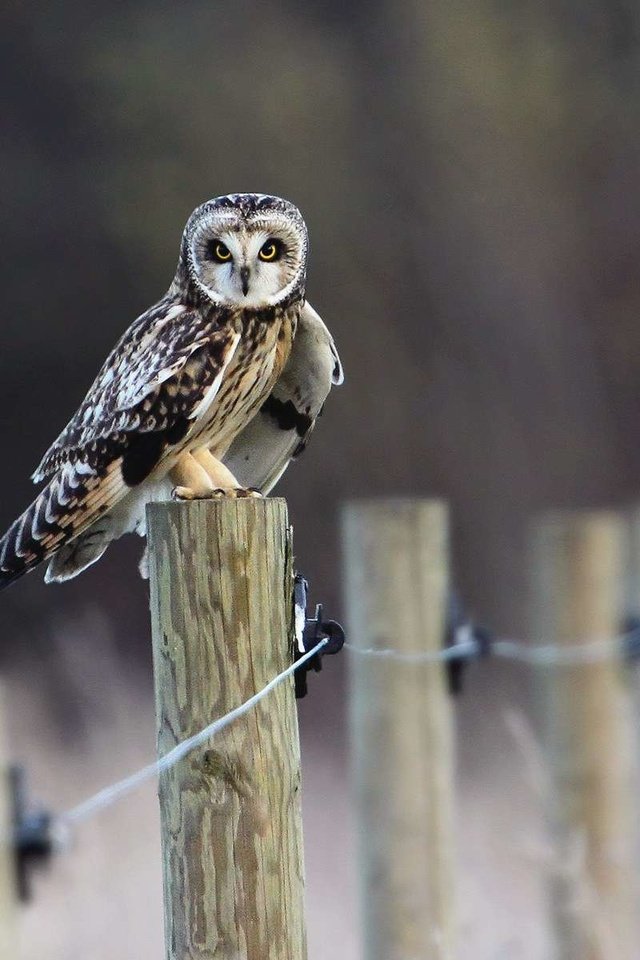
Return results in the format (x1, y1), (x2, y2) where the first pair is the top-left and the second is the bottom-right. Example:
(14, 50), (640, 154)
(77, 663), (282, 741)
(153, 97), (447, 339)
(147, 498), (306, 960)
(531, 512), (640, 960)
(0, 685), (16, 960)
(343, 500), (455, 960)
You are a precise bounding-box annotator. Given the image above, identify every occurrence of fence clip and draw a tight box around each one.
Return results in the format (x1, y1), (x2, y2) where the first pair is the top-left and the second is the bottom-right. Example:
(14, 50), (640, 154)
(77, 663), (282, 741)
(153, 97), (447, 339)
(446, 591), (493, 695)
(294, 574), (345, 699)
(622, 615), (640, 662)
(11, 765), (55, 901)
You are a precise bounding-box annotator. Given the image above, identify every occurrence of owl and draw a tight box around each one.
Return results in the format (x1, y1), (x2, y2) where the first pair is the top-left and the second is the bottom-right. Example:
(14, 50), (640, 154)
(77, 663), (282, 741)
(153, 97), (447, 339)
(0, 193), (342, 589)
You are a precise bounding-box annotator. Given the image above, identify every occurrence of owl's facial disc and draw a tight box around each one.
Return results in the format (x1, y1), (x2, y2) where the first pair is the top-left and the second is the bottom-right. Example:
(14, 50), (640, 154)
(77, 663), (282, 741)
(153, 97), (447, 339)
(189, 208), (306, 308)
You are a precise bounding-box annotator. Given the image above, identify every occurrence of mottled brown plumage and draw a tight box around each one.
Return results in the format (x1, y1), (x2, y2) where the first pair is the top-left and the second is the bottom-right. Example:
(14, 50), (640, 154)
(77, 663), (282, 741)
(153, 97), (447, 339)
(0, 193), (344, 589)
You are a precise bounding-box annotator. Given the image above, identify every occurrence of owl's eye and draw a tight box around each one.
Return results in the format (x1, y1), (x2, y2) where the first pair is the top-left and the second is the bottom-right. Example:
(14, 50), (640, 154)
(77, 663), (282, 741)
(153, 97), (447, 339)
(258, 239), (282, 262)
(207, 240), (232, 262)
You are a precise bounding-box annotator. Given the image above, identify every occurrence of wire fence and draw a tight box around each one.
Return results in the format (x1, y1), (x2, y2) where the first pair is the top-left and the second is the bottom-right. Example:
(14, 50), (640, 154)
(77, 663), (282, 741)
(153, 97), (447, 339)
(345, 624), (640, 666)
(56, 621), (640, 834)
(61, 638), (328, 827)
(19, 504), (640, 960)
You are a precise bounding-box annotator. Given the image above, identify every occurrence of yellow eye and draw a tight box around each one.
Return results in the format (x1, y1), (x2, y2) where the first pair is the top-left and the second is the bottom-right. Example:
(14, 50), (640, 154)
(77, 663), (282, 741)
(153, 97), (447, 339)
(259, 239), (281, 262)
(208, 240), (232, 262)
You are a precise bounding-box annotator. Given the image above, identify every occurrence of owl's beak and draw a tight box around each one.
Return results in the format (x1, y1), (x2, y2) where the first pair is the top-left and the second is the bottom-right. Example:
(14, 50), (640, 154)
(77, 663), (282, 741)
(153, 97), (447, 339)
(240, 266), (250, 296)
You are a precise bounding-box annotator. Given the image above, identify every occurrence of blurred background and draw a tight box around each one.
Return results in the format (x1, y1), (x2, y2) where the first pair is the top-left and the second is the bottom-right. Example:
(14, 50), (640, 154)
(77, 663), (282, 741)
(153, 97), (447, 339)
(2, 1), (640, 957)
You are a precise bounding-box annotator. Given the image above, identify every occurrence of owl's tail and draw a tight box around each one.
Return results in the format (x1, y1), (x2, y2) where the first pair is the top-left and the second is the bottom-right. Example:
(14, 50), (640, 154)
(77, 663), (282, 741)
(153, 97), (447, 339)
(0, 473), (78, 590)
(0, 462), (123, 591)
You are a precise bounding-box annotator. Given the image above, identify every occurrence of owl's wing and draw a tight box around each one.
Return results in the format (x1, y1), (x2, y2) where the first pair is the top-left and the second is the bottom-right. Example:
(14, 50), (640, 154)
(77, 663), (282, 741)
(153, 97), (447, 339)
(33, 298), (222, 482)
(0, 300), (238, 589)
(223, 301), (343, 493)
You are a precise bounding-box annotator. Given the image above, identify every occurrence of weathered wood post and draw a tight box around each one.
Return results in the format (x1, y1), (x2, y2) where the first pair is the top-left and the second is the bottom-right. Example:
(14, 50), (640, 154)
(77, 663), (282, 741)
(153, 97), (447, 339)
(623, 504), (640, 621)
(147, 498), (306, 960)
(531, 511), (640, 960)
(342, 499), (455, 960)
(0, 687), (17, 960)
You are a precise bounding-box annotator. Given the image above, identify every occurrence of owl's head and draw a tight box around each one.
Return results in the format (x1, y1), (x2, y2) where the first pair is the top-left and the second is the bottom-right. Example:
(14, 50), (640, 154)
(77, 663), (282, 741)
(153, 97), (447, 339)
(179, 193), (308, 308)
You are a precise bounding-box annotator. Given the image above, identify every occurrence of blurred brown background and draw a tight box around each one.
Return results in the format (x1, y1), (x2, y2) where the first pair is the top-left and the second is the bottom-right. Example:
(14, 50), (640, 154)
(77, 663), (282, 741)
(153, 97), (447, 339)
(2, 2), (640, 957)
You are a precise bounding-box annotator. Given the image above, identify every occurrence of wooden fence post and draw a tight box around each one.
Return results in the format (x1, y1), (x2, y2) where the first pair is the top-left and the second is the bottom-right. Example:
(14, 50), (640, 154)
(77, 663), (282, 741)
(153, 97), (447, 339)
(342, 499), (454, 960)
(623, 504), (640, 620)
(147, 498), (306, 960)
(0, 686), (17, 960)
(530, 511), (640, 960)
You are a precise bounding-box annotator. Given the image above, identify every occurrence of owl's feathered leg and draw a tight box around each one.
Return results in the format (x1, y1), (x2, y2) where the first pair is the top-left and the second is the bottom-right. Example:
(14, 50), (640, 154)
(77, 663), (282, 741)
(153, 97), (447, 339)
(192, 449), (241, 490)
(193, 449), (262, 499)
(169, 453), (215, 500)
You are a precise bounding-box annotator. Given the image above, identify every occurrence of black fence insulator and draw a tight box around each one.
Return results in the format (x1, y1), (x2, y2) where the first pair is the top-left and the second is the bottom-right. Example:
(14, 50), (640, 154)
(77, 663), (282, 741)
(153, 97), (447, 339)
(293, 575), (345, 699)
(622, 615), (640, 662)
(11, 765), (55, 901)
(445, 590), (493, 695)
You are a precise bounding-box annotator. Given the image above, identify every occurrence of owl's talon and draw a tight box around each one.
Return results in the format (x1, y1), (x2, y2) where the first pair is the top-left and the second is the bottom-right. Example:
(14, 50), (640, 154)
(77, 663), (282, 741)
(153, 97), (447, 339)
(206, 487), (264, 499)
(229, 487), (263, 499)
(172, 485), (215, 501)
(172, 485), (195, 501)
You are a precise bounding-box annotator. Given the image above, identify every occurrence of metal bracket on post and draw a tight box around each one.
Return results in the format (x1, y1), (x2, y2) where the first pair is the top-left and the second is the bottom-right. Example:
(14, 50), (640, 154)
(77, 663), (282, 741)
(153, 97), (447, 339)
(445, 590), (492, 695)
(622, 615), (640, 662)
(293, 575), (345, 699)
(10, 766), (55, 902)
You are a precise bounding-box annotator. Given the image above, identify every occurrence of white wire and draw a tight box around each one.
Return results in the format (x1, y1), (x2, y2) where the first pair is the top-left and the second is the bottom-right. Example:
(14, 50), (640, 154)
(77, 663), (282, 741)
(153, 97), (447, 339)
(345, 629), (635, 667)
(61, 638), (327, 827)
(343, 638), (480, 663)
(57, 624), (638, 830)
(491, 637), (629, 666)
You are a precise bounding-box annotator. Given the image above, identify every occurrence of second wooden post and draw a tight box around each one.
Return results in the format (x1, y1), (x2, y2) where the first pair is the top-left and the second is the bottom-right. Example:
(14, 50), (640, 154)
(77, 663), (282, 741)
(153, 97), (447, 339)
(147, 498), (306, 960)
(343, 499), (455, 960)
(531, 511), (639, 960)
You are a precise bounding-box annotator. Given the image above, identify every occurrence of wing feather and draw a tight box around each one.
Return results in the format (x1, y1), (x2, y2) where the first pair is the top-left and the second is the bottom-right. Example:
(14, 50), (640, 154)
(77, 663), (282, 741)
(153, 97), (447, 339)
(223, 301), (342, 493)
(33, 297), (224, 482)
(1, 308), (240, 589)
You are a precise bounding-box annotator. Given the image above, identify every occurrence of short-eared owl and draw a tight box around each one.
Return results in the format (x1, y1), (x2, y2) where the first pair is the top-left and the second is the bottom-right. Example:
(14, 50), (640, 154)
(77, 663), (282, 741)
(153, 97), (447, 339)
(0, 193), (343, 588)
